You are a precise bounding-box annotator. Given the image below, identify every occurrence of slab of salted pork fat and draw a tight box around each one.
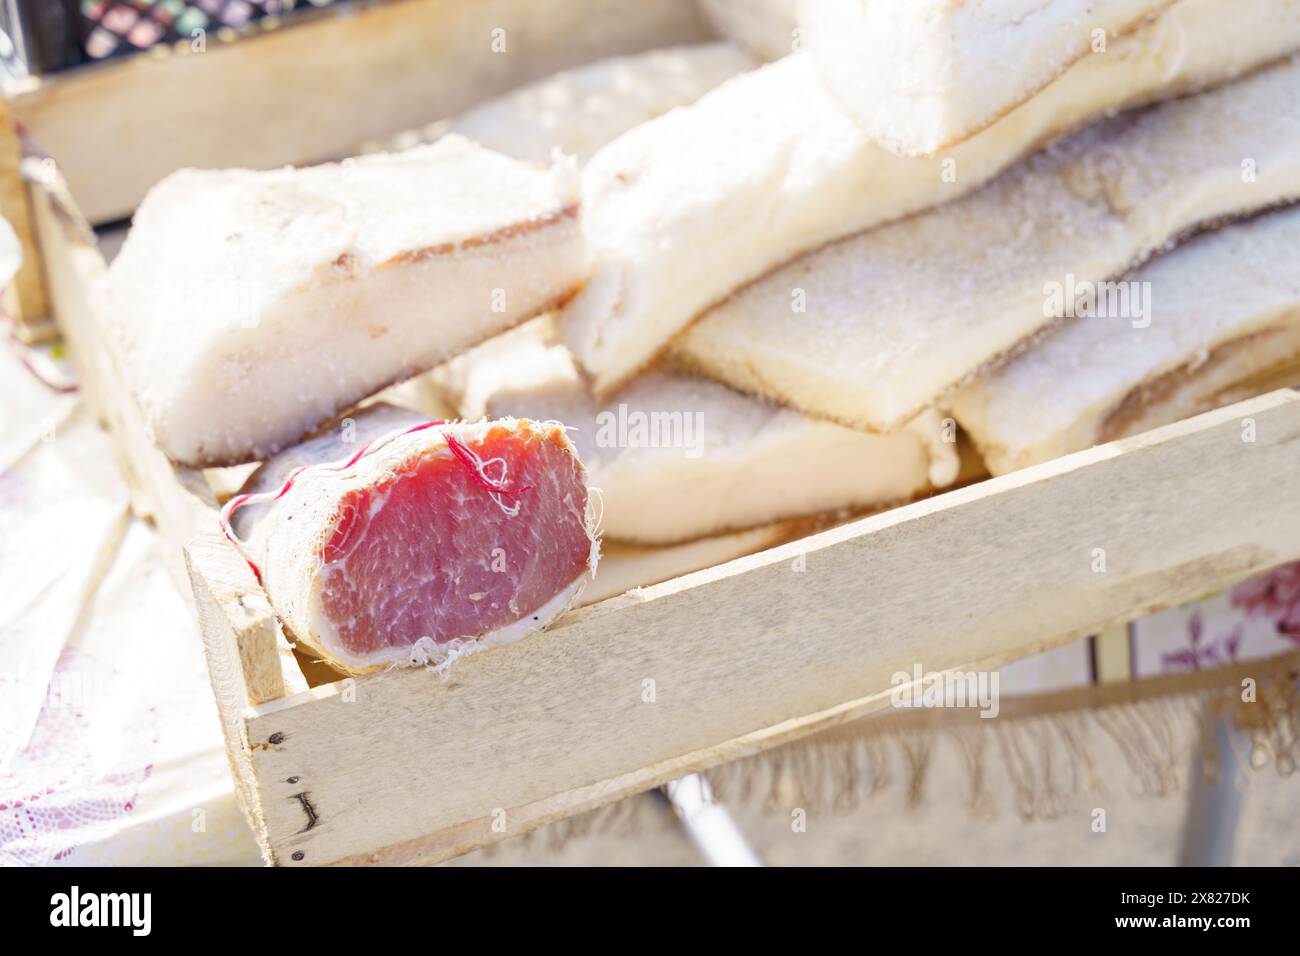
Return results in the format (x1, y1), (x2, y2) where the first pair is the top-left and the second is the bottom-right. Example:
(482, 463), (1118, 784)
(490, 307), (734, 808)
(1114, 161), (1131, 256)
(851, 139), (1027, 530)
(447, 42), (757, 165)
(225, 404), (598, 674)
(671, 56), (1300, 434)
(696, 0), (799, 61)
(947, 204), (1300, 475)
(103, 136), (585, 467)
(560, 0), (1300, 392)
(429, 319), (958, 545)
(800, 0), (1178, 156)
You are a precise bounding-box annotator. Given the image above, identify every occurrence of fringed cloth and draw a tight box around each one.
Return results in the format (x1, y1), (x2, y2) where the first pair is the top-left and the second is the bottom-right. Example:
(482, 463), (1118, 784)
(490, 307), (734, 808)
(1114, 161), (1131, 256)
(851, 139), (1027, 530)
(466, 651), (1299, 857)
(706, 650), (1299, 820)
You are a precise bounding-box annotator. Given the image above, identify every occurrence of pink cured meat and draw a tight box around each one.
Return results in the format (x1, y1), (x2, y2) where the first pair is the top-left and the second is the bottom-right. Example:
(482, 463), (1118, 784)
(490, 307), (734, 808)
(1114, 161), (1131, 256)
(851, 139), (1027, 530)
(228, 404), (598, 674)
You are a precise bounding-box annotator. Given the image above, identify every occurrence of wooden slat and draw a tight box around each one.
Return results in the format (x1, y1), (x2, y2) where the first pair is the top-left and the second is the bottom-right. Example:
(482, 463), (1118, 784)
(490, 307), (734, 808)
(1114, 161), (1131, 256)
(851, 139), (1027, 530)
(806, 649), (1298, 737)
(188, 533), (282, 863)
(1092, 624), (1134, 683)
(185, 388), (1300, 866)
(9, 0), (710, 224)
(0, 102), (51, 339)
(187, 534), (309, 708)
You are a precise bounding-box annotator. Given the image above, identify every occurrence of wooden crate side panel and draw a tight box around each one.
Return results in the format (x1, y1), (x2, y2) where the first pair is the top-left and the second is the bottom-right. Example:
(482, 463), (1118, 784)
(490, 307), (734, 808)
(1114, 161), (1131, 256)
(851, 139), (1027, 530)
(187, 535), (309, 708)
(186, 540), (276, 864)
(10, 0), (711, 223)
(233, 390), (1300, 865)
(332, 647), (1300, 865)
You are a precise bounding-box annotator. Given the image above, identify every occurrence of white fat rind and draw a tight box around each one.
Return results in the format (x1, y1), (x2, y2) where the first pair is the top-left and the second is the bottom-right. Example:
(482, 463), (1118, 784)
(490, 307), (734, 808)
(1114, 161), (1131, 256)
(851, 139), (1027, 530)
(449, 43), (757, 164)
(800, 0), (1177, 156)
(561, 0), (1300, 392)
(232, 405), (597, 674)
(947, 206), (1300, 475)
(429, 319), (956, 545)
(672, 57), (1300, 433)
(104, 136), (585, 466)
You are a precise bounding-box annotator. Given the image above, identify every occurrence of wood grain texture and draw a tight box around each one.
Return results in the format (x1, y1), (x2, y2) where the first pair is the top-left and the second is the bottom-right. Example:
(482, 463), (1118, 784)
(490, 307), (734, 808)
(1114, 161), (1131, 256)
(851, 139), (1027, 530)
(805, 648), (1299, 739)
(198, 389), (1300, 866)
(187, 534), (308, 707)
(1093, 623), (1134, 684)
(10, 0), (710, 223)
(186, 536), (276, 864)
(0, 102), (50, 338)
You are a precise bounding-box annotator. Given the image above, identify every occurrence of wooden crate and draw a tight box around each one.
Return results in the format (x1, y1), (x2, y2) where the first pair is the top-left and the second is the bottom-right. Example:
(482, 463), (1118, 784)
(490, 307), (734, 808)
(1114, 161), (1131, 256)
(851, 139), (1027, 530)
(36, 161), (1300, 863)
(17, 3), (1300, 866)
(192, 393), (1300, 865)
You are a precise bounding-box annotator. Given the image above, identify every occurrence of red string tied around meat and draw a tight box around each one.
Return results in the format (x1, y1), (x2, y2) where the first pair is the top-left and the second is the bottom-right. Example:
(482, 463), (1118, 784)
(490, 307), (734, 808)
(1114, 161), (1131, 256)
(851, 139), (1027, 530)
(443, 431), (533, 518)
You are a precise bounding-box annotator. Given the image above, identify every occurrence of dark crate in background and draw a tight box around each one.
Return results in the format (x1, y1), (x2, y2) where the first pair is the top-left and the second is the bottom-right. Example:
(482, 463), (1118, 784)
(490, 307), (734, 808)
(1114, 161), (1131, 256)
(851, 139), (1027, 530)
(0, 0), (353, 76)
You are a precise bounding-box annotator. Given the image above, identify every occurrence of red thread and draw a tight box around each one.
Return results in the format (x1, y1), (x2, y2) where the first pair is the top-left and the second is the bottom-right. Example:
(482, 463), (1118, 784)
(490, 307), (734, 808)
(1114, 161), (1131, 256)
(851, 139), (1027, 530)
(444, 432), (532, 497)
(219, 464), (310, 584)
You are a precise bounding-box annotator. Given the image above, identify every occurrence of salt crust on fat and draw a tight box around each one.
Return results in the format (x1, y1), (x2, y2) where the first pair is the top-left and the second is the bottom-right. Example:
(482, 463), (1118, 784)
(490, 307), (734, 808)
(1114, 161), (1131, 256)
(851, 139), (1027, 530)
(696, 0), (798, 62)
(448, 42), (757, 165)
(559, 0), (1300, 393)
(671, 55), (1300, 434)
(427, 318), (958, 545)
(102, 135), (584, 467)
(800, 0), (1178, 157)
(232, 405), (599, 675)
(947, 205), (1300, 475)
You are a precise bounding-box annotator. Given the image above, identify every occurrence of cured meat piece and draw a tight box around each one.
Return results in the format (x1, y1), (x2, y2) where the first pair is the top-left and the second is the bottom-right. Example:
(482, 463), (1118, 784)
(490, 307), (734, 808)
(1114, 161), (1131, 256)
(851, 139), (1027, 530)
(559, 0), (1300, 393)
(948, 206), (1300, 475)
(448, 43), (756, 165)
(671, 57), (1300, 433)
(104, 136), (585, 467)
(429, 319), (958, 545)
(225, 405), (598, 674)
(802, 0), (1176, 156)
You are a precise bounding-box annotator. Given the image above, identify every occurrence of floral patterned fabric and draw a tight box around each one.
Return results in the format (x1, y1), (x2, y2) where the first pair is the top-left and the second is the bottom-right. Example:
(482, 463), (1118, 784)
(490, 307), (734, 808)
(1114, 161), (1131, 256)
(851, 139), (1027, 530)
(1134, 566), (1300, 678)
(1232, 562), (1300, 641)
